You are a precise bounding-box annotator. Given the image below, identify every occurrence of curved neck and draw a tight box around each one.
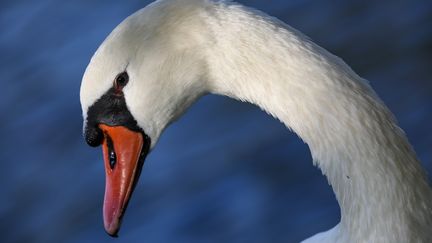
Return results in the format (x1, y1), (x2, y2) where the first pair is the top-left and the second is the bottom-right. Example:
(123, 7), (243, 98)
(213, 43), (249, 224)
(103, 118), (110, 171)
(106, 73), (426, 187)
(202, 2), (432, 241)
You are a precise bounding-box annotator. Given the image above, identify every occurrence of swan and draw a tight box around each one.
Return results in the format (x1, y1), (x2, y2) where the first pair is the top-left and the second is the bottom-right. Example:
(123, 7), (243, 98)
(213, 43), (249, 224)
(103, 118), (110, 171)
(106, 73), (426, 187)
(79, 0), (432, 241)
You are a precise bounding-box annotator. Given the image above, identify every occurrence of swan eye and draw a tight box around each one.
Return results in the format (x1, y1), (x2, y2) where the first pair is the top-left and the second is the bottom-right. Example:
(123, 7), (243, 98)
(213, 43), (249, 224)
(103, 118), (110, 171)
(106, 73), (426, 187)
(114, 72), (129, 91)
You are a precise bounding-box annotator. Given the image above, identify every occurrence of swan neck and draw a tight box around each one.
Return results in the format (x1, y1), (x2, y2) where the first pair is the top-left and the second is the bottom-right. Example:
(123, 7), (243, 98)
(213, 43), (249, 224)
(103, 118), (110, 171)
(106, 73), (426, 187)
(203, 3), (432, 241)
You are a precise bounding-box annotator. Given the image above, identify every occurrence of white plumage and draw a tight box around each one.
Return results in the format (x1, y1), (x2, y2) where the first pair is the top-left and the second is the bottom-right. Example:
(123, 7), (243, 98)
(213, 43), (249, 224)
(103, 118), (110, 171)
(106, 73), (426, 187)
(80, 0), (432, 241)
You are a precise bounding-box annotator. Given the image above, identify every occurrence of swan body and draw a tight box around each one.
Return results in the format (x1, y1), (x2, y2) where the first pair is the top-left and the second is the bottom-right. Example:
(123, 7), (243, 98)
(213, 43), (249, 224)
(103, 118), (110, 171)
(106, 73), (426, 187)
(80, 0), (432, 241)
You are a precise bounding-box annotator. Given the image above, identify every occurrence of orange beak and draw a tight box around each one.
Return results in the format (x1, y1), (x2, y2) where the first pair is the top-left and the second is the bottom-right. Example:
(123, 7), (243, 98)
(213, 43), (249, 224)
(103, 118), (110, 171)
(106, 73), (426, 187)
(98, 124), (148, 237)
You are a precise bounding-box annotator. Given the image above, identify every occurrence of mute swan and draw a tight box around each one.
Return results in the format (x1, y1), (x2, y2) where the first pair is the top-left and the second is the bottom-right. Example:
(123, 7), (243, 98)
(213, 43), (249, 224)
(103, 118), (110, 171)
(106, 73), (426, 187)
(80, 0), (432, 241)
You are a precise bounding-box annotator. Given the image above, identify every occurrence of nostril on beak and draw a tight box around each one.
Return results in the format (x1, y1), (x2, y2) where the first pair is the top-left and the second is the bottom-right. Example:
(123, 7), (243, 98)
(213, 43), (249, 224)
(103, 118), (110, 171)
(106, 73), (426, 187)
(105, 134), (117, 169)
(85, 125), (103, 147)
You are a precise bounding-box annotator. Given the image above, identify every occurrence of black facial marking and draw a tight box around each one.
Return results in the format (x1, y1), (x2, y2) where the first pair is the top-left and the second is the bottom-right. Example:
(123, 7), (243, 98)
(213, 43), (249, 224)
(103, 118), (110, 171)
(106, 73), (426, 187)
(84, 87), (144, 147)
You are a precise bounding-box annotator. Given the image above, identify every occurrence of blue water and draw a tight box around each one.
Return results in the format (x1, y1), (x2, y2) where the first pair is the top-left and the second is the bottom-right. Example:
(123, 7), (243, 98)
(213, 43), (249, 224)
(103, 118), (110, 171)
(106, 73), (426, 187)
(1, 1), (431, 242)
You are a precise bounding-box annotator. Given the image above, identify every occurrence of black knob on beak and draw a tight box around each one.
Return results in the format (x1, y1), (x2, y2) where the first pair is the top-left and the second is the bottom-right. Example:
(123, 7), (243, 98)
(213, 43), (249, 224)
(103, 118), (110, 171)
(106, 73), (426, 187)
(85, 125), (103, 147)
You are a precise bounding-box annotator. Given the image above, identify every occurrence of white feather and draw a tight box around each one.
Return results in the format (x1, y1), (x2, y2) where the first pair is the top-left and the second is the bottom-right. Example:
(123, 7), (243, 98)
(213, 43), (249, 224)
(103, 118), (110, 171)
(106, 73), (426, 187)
(80, 0), (432, 242)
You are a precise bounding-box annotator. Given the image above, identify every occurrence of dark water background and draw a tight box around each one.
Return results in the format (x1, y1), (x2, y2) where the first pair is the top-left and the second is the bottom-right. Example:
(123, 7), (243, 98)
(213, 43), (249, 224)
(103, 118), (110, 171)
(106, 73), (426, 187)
(1, 0), (431, 242)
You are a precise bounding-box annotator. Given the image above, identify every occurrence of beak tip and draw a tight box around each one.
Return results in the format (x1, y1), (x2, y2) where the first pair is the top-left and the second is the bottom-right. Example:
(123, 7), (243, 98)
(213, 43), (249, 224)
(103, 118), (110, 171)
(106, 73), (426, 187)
(104, 222), (120, 238)
(106, 230), (119, 238)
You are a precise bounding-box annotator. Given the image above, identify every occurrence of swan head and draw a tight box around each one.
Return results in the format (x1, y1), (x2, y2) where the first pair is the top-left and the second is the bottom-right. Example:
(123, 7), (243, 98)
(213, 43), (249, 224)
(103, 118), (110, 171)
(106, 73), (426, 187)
(80, 3), (208, 237)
